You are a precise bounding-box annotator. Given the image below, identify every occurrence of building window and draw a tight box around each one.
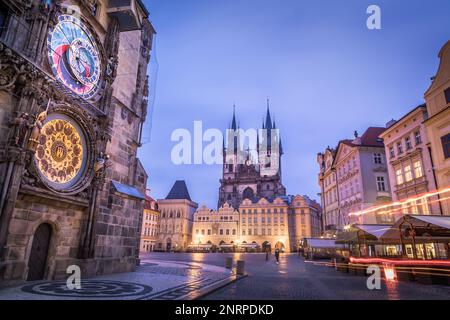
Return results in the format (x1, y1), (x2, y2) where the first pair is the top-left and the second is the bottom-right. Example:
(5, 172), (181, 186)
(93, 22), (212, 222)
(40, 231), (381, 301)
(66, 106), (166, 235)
(253, 209), (257, 214)
(397, 142), (403, 155)
(254, 217), (257, 223)
(262, 229), (266, 236)
(254, 228), (257, 235)
(441, 134), (450, 159)
(196, 229), (199, 234)
(373, 153), (382, 164)
(220, 229), (223, 235)
(376, 176), (386, 192)
(242, 209), (245, 214)
(405, 136), (412, 150)
(248, 229), (252, 235)
(404, 165), (413, 182)
(389, 146), (395, 159)
(266, 185), (270, 190)
(280, 209), (284, 213)
(201, 229), (205, 235)
(226, 229), (230, 235)
(274, 209), (277, 213)
(261, 209), (265, 214)
(242, 218), (245, 224)
(413, 161), (423, 178)
(232, 229), (236, 235)
(267, 209), (271, 213)
(208, 229), (211, 235)
(242, 230), (245, 236)
(414, 131), (422, 145)
(396, 169), (403, 185)
(268, 228), (272, 236)
(445, 87), (450, 104)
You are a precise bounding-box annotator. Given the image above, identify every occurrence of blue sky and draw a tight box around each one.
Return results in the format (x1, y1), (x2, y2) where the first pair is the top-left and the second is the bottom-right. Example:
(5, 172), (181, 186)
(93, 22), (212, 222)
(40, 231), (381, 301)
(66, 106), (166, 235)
(139, 0), (450, 208)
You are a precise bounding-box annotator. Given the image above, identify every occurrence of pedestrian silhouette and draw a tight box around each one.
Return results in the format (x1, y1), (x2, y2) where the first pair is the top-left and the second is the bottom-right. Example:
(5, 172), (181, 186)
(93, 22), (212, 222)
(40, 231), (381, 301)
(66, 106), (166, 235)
(274, 248), (280, 264)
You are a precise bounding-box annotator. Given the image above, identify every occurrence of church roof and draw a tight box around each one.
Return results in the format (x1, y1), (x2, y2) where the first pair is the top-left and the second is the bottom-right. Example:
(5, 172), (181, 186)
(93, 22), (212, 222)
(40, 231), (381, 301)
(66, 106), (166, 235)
(165, 180), (192, 201)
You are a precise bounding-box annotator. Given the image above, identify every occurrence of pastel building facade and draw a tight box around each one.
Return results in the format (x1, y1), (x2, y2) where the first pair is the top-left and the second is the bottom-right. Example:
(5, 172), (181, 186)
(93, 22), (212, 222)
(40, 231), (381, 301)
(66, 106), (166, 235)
(317, 148), (340, 230)
(318, 128), (393, 229)
(423, 41), (450, 214)
(191, 203), (239, 249)
(379, 105), (441, 218)
(140, 193), (160, 252)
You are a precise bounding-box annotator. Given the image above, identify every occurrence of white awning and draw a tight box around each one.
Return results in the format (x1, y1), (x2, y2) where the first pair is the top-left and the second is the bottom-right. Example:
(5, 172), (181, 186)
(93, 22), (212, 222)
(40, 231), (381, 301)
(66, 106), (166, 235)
(304, 238), (344, 249)
(354, 224), (392, 239)
(412, 215), (450, 229)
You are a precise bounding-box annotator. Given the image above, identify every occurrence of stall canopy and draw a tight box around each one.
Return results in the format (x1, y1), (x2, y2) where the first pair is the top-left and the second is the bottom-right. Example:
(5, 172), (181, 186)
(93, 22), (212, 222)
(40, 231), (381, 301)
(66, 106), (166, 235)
(381, 215), (450, 241)
(336, 224), (392, 244)
(302, 238), (345, 249)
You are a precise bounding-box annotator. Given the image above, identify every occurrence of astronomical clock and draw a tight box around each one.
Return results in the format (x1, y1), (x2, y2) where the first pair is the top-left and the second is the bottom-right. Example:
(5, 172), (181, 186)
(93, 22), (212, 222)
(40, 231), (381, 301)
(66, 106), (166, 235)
(33, 13), (106, 194)
(47, 14), (102, 100)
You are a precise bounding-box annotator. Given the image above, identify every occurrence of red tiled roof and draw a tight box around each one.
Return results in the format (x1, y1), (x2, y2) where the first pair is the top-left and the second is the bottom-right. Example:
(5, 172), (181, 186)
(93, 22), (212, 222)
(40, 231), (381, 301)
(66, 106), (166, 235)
(360, 127), (386, 147)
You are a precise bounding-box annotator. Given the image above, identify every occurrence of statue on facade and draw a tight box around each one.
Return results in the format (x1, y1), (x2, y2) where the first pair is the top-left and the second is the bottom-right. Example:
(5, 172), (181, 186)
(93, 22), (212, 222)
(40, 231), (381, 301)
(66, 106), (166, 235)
(10, 112), (30, 147)
(26, 110), (47, 152)
(94, 152), (111, 179)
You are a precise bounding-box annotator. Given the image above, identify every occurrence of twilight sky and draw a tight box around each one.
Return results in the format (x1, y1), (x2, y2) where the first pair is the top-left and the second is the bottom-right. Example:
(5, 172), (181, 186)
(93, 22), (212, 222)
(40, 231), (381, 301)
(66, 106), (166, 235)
(139, 0), (450, 208)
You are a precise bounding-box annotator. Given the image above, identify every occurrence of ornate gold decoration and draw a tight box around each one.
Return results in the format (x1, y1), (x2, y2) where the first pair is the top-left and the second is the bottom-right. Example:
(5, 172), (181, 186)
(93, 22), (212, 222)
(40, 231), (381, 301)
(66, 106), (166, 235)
(35, 118), (84, 184)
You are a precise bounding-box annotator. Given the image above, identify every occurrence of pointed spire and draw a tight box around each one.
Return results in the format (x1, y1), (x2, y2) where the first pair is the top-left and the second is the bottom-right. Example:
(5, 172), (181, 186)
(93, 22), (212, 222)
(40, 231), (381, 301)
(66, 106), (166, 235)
(265, 97), (273, 130)
(231, 103), (237, 131)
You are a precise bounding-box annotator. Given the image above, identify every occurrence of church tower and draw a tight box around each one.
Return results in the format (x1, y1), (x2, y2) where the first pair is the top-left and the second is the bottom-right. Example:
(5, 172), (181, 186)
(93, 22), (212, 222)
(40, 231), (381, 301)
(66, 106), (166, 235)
(218, 100), (286, 209)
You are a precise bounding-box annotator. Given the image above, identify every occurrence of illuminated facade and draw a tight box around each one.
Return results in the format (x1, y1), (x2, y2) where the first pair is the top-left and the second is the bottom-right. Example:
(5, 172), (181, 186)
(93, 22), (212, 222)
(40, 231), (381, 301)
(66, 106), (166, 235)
(190, 195), (322, 253)
(423, 40), (450, 215)
(0, 0), (154, 282)
(191, 203), (239, 250)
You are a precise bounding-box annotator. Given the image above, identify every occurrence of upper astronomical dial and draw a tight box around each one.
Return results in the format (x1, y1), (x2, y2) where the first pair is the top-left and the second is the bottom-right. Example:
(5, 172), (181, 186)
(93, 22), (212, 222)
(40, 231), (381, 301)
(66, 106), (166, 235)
(47, 15), (101, 100)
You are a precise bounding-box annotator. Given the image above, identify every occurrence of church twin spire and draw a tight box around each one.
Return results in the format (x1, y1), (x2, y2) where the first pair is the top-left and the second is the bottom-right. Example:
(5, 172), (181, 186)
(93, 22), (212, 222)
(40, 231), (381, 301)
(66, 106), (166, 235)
(225, 98), (282, 155)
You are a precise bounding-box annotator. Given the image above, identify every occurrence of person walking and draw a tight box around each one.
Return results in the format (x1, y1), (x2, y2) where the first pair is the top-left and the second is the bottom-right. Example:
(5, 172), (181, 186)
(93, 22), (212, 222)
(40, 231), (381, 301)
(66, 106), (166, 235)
(274, 248), (280, 264)
(265, 248), (269, 261)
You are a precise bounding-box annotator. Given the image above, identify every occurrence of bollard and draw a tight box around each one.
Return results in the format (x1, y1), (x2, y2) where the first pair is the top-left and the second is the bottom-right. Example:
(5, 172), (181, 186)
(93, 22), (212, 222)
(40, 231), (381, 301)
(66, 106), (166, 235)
(225, 257), (233, 269)
(236, 260), (245, 275)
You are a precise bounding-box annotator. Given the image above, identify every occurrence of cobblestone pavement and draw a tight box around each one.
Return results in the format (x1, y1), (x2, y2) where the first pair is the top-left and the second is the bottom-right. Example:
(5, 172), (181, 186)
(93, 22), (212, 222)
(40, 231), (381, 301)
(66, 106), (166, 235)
(0, 257), (238, 300)
(144, 252), (450, 300)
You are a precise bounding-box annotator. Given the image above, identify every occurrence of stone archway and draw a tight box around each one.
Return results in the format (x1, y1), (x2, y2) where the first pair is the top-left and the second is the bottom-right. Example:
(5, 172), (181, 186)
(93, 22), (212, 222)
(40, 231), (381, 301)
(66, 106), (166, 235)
(27, 223), (52, 281)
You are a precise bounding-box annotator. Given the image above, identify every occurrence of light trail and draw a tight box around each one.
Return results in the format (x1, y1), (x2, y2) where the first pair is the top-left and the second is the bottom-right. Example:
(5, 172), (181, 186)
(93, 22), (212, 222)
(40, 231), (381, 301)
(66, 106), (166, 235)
(348, 187), (450, 217)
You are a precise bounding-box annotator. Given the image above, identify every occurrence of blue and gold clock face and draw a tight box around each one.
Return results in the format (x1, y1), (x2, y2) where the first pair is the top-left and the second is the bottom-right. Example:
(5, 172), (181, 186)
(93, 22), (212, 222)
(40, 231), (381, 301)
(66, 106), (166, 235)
(47, 15), (101, 100)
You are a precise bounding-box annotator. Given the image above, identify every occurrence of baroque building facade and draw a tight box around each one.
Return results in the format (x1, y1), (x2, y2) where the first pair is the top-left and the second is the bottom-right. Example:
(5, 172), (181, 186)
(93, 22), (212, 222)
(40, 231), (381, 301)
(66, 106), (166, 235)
(318, 127), (393, 230)
(191, 203), (239, 251)
(191, 195), (322, 253)
(218, 102), (286, 209)
(379, 105), (441, 218)
(0, 0), (154, 283)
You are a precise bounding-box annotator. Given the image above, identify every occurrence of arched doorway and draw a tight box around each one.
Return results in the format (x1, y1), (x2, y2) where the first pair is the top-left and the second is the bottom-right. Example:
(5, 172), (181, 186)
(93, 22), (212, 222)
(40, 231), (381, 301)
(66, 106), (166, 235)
(262, 241), (271, 252)
(242, 187), (254, 200)
(166, 238), (172, 252)
(27, 223), (52, 281)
